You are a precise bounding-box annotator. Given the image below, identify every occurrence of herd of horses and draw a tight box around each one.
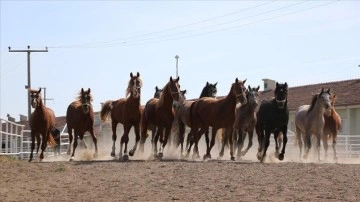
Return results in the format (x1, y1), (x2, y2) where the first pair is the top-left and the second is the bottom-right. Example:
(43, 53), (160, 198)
(27, 72), (341, 163)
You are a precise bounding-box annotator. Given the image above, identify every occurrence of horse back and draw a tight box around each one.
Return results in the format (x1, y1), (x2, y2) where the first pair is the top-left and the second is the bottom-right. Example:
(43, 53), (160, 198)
(178, 100), (194, 127)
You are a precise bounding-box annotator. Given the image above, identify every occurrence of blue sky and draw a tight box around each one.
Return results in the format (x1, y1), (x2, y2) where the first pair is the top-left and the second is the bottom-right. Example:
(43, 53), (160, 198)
(1, 1), (359, 120)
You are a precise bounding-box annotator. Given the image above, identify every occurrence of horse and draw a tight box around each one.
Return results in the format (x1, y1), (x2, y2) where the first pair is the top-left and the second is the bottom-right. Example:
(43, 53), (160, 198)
(28, 88), (57, 162)
(187, 78), (247, 160)
(173, 81), (218, 157)
(322, 94), (341, 160)
(256, 82), (289, 163)
(101, 72), (142, 160)
(66, 88), (98, 161)
(219, 85), (260, 159)
(139, 76), (183, 158)
(294, 88), (332, 161)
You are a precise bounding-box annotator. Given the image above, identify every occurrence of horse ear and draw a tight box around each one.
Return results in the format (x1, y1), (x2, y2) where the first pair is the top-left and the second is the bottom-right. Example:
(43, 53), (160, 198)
(183, 90), (187, 94)
(170, 76), (173, 82)
(327, 88), (331, 94)
(256, 85), (260, 91)
(243, 79), (247, 84)
(214, 82), (217, 87)
(155, 86), (159, 91)
(176, 76), (180, 82)
(235, 78), (239, 83)
(130, 72), (133, 78)
(248, 85), (251, 90)
(137, 72), (140, 77)
(88, 88), (91, 93)
(206, 81), (209, 86)
(37, 88), (41, 94)
(81, 88), (84, 94)
(321, 88), (324, 93)
(276, 82), (279, 87)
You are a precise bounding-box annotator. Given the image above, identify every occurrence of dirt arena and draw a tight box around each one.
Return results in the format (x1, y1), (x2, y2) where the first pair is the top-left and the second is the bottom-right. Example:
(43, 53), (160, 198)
(1, 132), (360, 201)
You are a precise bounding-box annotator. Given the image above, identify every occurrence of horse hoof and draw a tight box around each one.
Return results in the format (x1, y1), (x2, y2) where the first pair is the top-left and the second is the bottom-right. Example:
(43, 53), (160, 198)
(256, 152), (262, 160)
(122, 155), (129, 161)
(129, 150), (135, 156)
(110, 152), (115, 157)
(219, 152), (224, 157)
(69, 157), (74, 161)
(278, 153), (284, 161)
(230, 156), (235, 161)
(158, 152), (163, 158)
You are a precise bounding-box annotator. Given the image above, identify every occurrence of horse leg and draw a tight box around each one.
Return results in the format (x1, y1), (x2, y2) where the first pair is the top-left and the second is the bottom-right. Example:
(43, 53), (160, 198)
(120, 124), (131, 161)
(332, 133), (338, 161)
(139, 121), (149, 154)
(237, 129), (245, 158)
(67, 128), (73, 155)
(242, 130), (254, 157)
(204, 128), (210, 157)
(36, 133), (41, 154)
(205, 127), (218, 160)
(227, 127), (235, 161)
(89, 129), (98, 158)
(110, 121), (117, 157)
(295, 126), (303, 160)
(274, 130), (280, 157)
(160, 126), (172, 157)
(303, 130), (312, 159)
(256, 126), (264, 161)
(156, 126), (164, 158)
(29, 131), (36, 162)
(185, 129), (195, 158)
(322, 132), (329, 160)
(316, 132), (322, 161)
(39, 131), (48, 161)
(260, 130), (271, 163)
(219, 128), (228, 158)
(129, 123), (140, 156)
(70, 132), (79, 161)
(279, 127), (288, 161)
(178, 120), (186, 158)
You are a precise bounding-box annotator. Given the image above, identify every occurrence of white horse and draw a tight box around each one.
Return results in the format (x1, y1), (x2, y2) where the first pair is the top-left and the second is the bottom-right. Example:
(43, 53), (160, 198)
(294, 88), (332, 161)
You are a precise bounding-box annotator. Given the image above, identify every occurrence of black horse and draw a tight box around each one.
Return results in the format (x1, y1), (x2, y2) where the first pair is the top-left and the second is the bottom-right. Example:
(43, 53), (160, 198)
(256, 82), (289, 163)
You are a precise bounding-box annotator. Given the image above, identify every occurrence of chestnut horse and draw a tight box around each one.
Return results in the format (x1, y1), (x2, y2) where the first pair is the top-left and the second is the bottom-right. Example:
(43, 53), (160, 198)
(66, 88), (97, 161)
(139, 76), (183, 158)
(256, 82), (289, 163)
(294, 88), (332, 161)
(174, 81), (218, 158)
(28, 88), (57, 162)
(101, 72), (142, 160)
(219, 85), (260, 159)
(187, 78), (247, 160)
(323, 94), (341, 160)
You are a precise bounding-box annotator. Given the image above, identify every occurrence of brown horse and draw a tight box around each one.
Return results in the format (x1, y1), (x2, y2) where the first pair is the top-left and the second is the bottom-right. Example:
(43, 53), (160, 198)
(219, 85), (260, 159)
(322, 94), (341, 160)
(28, 88), (57, 162)
(66, 88), (97, 161)
(101, 72), (142, 160)
(173, 81), (218, 158)
(187, 78), (247, 160)
(295, 88), (332, 161)
(139, 76), (183, 158)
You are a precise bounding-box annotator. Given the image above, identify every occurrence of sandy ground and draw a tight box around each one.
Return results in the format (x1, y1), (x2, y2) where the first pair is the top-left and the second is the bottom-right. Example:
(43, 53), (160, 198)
(1, 129), (360, 201)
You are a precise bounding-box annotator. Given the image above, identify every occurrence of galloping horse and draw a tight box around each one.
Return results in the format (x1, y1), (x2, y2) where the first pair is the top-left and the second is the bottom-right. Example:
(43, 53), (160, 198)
(256, 82), (289, 163)
(28, 88), (57, 162)
(101, 72), (142, 160)
(220, 85), (260, 159)
(174, 81), (218, 157)
(294, 88), (332, 161)
(323, 94), (341, 160)
(66, 88), (98, 161)
(140, 76), (183, 158)
(188, 78), (247, 160)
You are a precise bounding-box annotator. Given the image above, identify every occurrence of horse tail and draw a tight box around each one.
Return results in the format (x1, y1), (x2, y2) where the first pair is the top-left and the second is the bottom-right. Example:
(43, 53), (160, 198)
(47, 133), (57, 147)
(100, 101), (114, 121)
(294, 126), (301, 146)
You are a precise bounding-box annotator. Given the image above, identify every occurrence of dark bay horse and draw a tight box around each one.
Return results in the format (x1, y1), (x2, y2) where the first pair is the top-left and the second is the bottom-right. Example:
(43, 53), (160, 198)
(323, 94), (341, 160)
(174, 81), (218, 158)
(256, 82), (289, 163)
(219, 85), (260, 159)
(188, 78), (247, 160)
(101, 72), (142, 160)
(139, 76), (183, 158)
(28, 88), (57, 162)
(66, 88), (98, 161)
(295, 88), (332, 161)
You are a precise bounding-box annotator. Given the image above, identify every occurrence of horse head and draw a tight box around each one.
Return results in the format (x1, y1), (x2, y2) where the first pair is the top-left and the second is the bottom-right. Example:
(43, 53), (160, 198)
(247, 85), (260, 107)
(168, 76), (184, 103)
(80, 88), (93, 114)
(319, 88), (332, 115)
(154, 86), (163, 99)
(274, 82), (288, 109)
(29, 88), (42, 108)
(128, 72), (142, 99)
(202, 81), (218, 98)
(233, 78), (247, 105)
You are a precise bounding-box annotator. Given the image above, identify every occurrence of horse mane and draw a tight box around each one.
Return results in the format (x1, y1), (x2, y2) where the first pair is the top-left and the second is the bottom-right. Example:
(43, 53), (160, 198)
(158, 80), (171, 105)
(126, 77), (143, 98)
(73, 90), (93, 108)
(306, 94), (319, 115)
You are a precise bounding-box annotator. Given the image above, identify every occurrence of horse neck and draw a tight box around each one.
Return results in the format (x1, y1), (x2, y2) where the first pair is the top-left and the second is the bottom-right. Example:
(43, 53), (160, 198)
(223, 86), (237, 108)
(34, 101), (46, 114)
(309, 99), (326, 119)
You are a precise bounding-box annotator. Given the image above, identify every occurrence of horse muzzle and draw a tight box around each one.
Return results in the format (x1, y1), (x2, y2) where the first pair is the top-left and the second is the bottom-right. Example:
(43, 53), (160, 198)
(82, 104), (91, 113)
(236, 95), (247, 105)
(276, 99), (286, 109)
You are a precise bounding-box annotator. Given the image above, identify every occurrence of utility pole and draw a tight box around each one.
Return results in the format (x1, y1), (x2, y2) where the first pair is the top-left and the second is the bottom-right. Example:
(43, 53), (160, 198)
(39, 87), (54, 106)
(9, 46), (48, 120)
(175, 55), (179, 78)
